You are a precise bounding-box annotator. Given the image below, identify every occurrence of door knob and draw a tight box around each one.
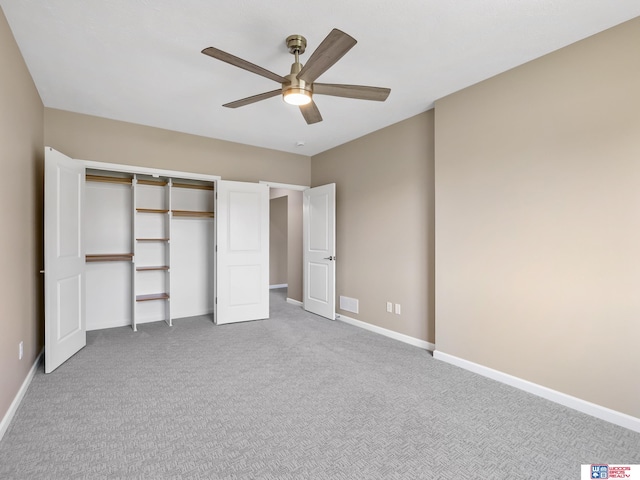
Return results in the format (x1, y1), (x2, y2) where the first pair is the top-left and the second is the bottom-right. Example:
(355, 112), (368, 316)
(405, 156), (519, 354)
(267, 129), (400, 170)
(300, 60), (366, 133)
(323, 256), (335, 261)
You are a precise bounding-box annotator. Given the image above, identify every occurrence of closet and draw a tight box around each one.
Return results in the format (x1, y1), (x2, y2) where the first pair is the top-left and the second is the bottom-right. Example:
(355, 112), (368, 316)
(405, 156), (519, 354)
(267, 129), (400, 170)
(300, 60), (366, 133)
(84, 171), (215, 331)
(44, 147), (269, 373)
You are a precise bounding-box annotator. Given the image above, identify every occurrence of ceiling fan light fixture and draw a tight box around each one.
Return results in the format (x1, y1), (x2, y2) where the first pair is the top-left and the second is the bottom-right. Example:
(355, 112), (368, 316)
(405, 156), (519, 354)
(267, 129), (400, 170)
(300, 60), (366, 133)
(283, 87), (312, 106)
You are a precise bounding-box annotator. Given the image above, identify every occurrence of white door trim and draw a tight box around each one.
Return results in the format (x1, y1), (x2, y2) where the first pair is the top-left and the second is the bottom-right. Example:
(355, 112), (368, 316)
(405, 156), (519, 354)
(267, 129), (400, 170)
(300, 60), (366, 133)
(259, 181), (309, 191)
(81, 159), (221, 182)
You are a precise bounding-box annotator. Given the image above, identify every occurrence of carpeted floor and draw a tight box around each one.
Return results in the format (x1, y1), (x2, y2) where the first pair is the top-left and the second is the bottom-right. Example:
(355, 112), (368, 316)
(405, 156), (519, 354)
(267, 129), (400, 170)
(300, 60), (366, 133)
(1, 289), (639, 479)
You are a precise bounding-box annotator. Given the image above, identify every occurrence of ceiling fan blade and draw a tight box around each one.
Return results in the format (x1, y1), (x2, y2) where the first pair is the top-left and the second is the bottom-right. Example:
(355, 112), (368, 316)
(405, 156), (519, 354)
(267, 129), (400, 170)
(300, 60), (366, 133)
(297, 29), (357, 84)
(313, 83), (391, 101)
(223, 89), (282, 108)
(300, 101), (323, 124)
(202, 47), (287, 84)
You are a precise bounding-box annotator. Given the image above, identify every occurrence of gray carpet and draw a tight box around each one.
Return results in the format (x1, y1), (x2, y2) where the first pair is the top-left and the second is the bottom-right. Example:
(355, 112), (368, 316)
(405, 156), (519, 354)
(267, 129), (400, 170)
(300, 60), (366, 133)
(1, 289), (638, 479)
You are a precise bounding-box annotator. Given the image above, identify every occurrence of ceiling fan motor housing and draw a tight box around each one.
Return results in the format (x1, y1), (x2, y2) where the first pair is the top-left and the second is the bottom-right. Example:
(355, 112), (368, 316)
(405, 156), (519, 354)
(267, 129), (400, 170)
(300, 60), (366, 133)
(283, 61), (313, 99)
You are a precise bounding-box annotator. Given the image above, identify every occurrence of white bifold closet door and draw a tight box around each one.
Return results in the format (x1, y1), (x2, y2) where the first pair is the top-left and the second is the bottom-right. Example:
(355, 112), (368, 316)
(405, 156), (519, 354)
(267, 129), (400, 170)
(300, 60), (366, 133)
(44, 147), (86, 373)
(215, 180), (270, 324)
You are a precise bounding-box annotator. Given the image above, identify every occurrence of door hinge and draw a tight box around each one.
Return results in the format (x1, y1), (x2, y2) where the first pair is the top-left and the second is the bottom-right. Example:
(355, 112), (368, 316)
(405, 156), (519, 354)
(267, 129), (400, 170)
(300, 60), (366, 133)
(215, 297), (217, 304)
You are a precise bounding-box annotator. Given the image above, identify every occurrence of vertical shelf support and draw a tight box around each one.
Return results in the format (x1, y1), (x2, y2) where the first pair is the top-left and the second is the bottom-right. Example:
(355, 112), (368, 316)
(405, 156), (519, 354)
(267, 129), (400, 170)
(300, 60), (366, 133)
(166, 178), (173, 327)
(132, 175), (138, 332)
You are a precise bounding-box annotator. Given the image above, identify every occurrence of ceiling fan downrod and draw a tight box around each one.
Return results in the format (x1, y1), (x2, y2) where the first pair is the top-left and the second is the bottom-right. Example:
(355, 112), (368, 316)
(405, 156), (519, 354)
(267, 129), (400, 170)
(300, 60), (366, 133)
(283, 35), (312, 105)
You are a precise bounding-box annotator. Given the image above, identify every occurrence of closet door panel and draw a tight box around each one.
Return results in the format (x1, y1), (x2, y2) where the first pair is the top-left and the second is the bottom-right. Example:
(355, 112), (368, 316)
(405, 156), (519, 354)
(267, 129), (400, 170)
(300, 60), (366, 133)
(45, 147), (86, 373)
(216, 180), (269, 324)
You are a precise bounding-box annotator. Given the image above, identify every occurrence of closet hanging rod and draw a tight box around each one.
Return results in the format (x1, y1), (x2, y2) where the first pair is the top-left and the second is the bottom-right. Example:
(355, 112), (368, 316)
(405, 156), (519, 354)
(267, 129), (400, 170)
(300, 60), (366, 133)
(86, 174), (132, 185)
(171, 210), (215, 218)
(172, 182), (214, 191)
(137, 179), (167, 186)
(86, 253), (133, 262)
(136, 208), (169, 214)
(136, 266), (170, 271)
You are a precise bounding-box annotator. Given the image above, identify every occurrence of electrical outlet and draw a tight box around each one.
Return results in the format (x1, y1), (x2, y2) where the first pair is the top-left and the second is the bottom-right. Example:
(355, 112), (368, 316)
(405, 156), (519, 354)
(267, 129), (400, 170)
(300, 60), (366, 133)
(395, 303), (401, 315)
(19, 341), (23, 360)
(386, 302), (393, 313)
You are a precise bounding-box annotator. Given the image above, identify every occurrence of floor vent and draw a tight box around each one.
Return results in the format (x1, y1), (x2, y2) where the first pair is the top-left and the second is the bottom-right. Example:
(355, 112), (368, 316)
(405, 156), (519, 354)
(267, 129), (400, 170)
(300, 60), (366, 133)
(339, 296), (359, 314)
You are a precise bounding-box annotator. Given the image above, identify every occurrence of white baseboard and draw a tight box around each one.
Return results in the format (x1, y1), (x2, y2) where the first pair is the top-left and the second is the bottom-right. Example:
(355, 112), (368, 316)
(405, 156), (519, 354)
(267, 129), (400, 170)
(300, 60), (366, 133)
(433, 350), (640, 433)
(0, 349), (43, 441)
(286, 298), (303, 306)
(270, 284), (288, 289)
(337, 313), (435, 351)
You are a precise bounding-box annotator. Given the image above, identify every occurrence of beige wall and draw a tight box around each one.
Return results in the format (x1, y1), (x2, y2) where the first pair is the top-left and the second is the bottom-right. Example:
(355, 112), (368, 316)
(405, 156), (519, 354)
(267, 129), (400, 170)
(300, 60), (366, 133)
(269, 196), (288, 286)
(0, 7), (44, 424)
(44, 109), (310, 185)
(285, 190), (303, 303)
(312, 111), (435, 343)
(270, 188), (303, 302)
(435, 17), (640, 418)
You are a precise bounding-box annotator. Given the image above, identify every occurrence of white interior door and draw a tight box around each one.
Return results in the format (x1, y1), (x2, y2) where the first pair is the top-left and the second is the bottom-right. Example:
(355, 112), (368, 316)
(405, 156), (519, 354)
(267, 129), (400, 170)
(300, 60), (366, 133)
(44, 147), (86, 373)
(216, 180), (269, 324)
(303, 183), (336, 319)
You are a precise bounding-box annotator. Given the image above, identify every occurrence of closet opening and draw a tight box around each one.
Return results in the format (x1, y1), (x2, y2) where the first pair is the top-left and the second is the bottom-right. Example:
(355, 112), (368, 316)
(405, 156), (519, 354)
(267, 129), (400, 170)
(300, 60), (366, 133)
(45, 147), (271, 372)
(84, 168), (215, 332)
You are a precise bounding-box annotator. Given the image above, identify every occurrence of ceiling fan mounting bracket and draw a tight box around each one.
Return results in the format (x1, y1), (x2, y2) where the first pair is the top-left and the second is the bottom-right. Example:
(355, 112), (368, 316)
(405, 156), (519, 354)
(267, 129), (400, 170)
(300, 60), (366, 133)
(286, 34), (307, 55)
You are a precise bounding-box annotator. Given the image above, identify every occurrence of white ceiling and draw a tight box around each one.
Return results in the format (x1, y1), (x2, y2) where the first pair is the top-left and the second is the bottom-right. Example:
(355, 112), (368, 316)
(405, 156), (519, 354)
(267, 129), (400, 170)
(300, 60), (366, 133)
(2, 1), (639, 156)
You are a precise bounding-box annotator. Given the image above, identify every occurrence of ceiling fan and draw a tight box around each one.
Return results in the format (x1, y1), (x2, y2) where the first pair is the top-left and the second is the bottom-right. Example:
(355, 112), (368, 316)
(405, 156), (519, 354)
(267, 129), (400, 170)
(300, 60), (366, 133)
(202, 29), (391, 125)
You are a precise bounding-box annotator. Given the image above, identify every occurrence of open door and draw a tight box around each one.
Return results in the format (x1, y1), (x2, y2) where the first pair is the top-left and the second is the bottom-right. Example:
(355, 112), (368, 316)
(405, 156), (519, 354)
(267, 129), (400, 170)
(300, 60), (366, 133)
(44, 147), (86, 373)
(303, 183), (336, 319)
(216, 180), (269, 324)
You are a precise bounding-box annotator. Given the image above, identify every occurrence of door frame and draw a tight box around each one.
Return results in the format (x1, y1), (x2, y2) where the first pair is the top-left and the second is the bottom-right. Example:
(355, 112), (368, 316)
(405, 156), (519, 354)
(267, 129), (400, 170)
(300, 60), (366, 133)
(82, 160), (222, 183)
(259, 181), (309, 192)
(260, 180), (337, 320)
(260, 181), (309, 306)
